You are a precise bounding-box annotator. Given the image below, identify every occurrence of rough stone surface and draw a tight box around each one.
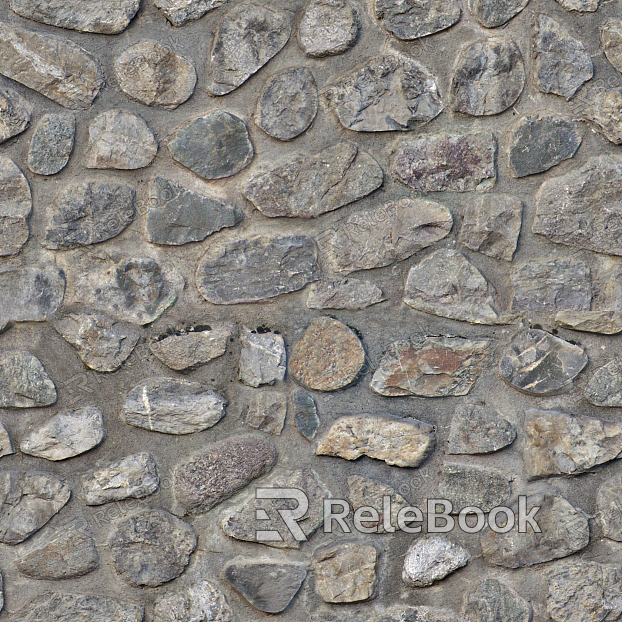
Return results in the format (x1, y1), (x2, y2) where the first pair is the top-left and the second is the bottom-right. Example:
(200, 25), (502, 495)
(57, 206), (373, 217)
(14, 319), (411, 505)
(374, 0), (461, 39)
(243, 142), (382, 218)
(27, 113), (75, 175)
(239, 329), (286, 387)
(533, 15), (593, 100)
(224, 558), (307, 613)
(373, 606), (461, 622)
(81, 452), (160, 505)
(0, 23), (104, 109)
(404, 249), (500, 324)
(581, 86), (622, 145)
(0, 156), (31, 257)
(154, 0), (226, 26)
(448, 403), (516, 455)
(556, 310), (622, 335)
(207, 3), (291, 96)
(0, 86), (31, 144)
(245, 391), (287, 435)
(499, 330), (588, 396)
(0, 425), (13, 459)
(153, 580), (233, 622)
(197, 235), (320, 304)
(555, 0), (599, 10)
(371, 335), (491, 397)
(298, 0), (358, 57)
(0, 350), (56, 408)
(324, 54), (442, 132)
(316, 415), (436, 467)
(292, 389), (320, 440)
(110, 509), (197, 587)
(468, 0), (529, 28)
(114, 42), (196, 110)
(480, 493), (589, 568)
(458, 194), (522, 261)
(394, 131), (497, 192)
(307, 279), (384, 310)
(464, 579), (533, 622)
(402, 536), (470, 587)
(173, 434), (277, 516)
(602, 20), (622, 73)
(597, 473), (622, 541)
(289, 316), (365, 391)
(585, 360), (622, 407)
(450, 38), (525, 116)
(123, 378), (226, 435)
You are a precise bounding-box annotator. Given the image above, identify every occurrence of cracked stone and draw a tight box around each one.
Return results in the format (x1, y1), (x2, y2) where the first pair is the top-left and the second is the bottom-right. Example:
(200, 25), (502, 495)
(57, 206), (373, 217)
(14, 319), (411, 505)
(468, 0), (529, 28)
(602, 20), (622, 73)
(307, 279), (384, 310)
(153, 580), (233, 622)
(239, 329), (286, 387)
(0, 351), (56, 408)
(0, 156), (31, 257)
(556, 311), (622, 335)
(298, 0), (358, 57)
(439, 464), (511, 513)
(585, 360), (622, 407)
(27, 113), (75, 176)
(292, 389), (320, 441)
(0, 86), (31, 144)
(597, 473), (622, 541)
(374, 0), (460, 39)
(154, 0), (226, 26)
(448, 403), (516, 455)
(581, 86), (622, 145)
(245, 391), (287, 435)
(402, 536), (470, 587)
(464, 579), (533, 622)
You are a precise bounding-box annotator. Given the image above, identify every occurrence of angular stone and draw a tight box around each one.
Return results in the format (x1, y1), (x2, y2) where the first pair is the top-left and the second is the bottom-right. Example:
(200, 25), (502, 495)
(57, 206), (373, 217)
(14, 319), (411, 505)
(480, 493), (589, 567)
(208, 3), (291, 96)
(86, 111), (157, 170)
(292, 389), (319, 441)
(371, 335), (491, 397)
(170, 112), (253, 180)
(464, 579), (532, 622)
(602, 20), (622, 73)
(597, 473), (622, 541)
(44, 181), (136, 250)
(197, 235), (320, 304)
(556, 310), (622, 335)
(307, 279), (384, 310)
(289, 317), (365, 391)
(0, 351), (56, 408)
(154, 0), (226, 26)
(0, 86), (31, 144)
(0, 471), (71, 544)
(123, 378), (226, 435)
(16, 525), (99, 580)
(0, 156), (31, 257)
(0, 23), (103, 109)
(324, 54), (442, 132)
(255, 67), (317, 140)
(224, 558), (307, 613)
(555, 0), (599, 10)
(28, 113), (75, 176)
(110, 509), (197, 587)
(298, 0), (358, 57)
(243, 142), (382, 218)
(316, 415), (436, 468)
(0, 424), (13, 458)
(499, 330), (588, 396)
(394, 131), (497, 192)
(173, 434), (277, 516)
(533, 15), (593, 100)
(585, 360), (622, 407)
(458, 194), (522, 261)
(320, 198), (453, 274)
(448, 403), (516, 455)
(373, 606), (461, 622)
(374, 0), (460, 39)
(239, 329), (286, 387)
(581, 86), (622, 145)
(153, 580), (233, 622)
(451, 38), (524, 116)
(468, 0), (529, 28)
(245, 391), (287, 435)
(20, 406), (106, 461)
(114, 42), (196, 110)
(404, 249), (500, 324)
(81, 452), (160, 505)
(150, 323), (234, 371)
(402, 536), (470, 587)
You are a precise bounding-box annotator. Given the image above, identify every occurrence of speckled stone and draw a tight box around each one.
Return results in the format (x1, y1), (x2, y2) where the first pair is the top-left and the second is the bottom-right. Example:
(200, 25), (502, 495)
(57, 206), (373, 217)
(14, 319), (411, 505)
(298, 0), (358, 57)
(153, 580), (233, 622)
(27, 113), (75, 175)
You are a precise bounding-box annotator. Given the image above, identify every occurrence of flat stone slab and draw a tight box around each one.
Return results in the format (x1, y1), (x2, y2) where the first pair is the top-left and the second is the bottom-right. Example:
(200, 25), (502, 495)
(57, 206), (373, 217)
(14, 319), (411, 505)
(448, 403), (516, 455)
(0, 350), (56, 408)
(245, 391), (287, 435)
(154, 0), (226, 26)
(556, 310), (622, 335)
(374, 0), (461, 39)
(0, 86), (31, 144)
(292, 389), (319, 440)
(597, 473), (622, 541)
(298, 0), (358, 57)
(307, 278), (384, 309)
(581, 86), (622, 145)
(468, 0), (529, 27)
(239, 329), (286, 387)
(464, 579), (532, 622)
(585, 360), (622, 407)
(27, 113), (75, 176)
(402, 536), (470, 587)
(0, 156), (31, 257)
(153, 580), (233, 622)
(438, 464), (511, 512)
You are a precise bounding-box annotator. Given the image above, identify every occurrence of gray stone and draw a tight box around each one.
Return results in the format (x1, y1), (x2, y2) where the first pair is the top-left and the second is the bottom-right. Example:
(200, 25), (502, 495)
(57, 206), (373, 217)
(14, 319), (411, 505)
(533, 15), (593, 100)
(404, 249), (500, 324)
(20, 406), (106, 461)
(292, 390), (319, 441)
(169, 111), (253, 180)
(0, 471), (71, 544)
(508, 115), (581, 177)
(114, 41), (196, 110)
(255, 67), (317, 140)
(0, 424), (14, 458)
(581, 86), (622, 145)
(597, 473), (622, 541)
(27, 113), (75, 176)
(150, 323), (234, 371)
(585, 360), (622, 407)
(197, 235), (320, 304)
(146, 177), (243, 246)
(464, 579), (532, 622)
(324, 54), (442, 132)
(245, 391), (287, 435)
(10, 0), (139, 33)
(86, 111), (157, 170)
(556, 310), (622, 335)
(239, 329), (286, 387)
(480, 493), (589, 568)
(555, 0), (599, 10)
(123, 378), (226, 435)
(298, 0), (358, 57)
(458, 194), (522, 261)
(153, 580), (233, 622)
(0, 23), (103, 109)
(0, 86), (31, 144)
(499, 330), (588, 396)
(602, 20), (622, 73)
(207, 3), (291, 96)
(0, 351), (56, 408)
(394, 131), (497, 192)
(373, 606), (461, 622)
(110, 509), (197, 587)
(374, 0), (460, 39)
(316, 415), (436, 468)
(451, 38), (524, 116)
(154, 0), (226, 26)
(224, 558), (307, 613)
(307, 279), (384, 310)
(402, 536), (470, 587)
(243, 142), (382, 218)
(0, 156), (31, 257)
(16, 525), (99, 580)
(81, 452), (160, 505)
(371, 335), (491, 397)
(468, 0), (529, 28)
(44, 181), (136, 250)
(320, 198), (453, 274)
(448, 403), (516, 455)
(173, 434), (277, 516)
